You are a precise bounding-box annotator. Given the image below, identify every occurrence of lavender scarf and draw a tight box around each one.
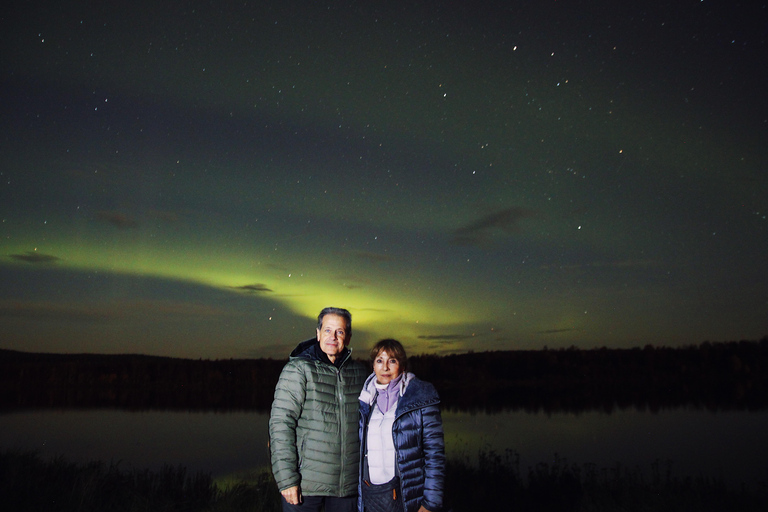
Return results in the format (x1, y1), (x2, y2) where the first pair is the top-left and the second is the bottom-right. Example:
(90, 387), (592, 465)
(376, 374), (403, 414)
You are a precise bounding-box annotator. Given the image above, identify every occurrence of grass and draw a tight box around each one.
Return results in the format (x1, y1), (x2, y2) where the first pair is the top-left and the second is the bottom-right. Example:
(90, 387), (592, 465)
(2, 449), (766, 511)
(444, 448), (768, 511)
(0, 450), (280, 512)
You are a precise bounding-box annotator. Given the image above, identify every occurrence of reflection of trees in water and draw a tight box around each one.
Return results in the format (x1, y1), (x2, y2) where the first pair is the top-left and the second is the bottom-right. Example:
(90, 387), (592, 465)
(2, 338), (767, 412)
(424, 338), (768, 413)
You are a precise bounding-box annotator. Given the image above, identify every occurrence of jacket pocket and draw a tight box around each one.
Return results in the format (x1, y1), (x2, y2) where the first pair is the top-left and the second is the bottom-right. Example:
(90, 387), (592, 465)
(298, 433), (307, 469)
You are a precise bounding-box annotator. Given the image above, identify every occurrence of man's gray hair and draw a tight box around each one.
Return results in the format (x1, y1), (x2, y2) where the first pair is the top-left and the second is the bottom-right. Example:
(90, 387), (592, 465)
(317, 307), (352, 333)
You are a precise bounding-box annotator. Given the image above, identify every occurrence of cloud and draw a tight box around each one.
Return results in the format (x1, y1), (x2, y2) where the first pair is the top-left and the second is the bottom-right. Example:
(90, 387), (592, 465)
(417, 334), (474, 342)
(97, 211), (139, 229)
(0, 299), (230, 322)
(0, 300), (109, 320)
(338, 273), (371, 290)
(233, 283), (273, 293)
(607, 259), (658, 269)
(416, 334), (481, 355)
(119, 300), (230, 317)
(452, 207), (537, 246)
(8, 252), (61, 264)
(147, 210), (182, 223)
(353, 251), (397, 263)
(539, 259), (659, 271)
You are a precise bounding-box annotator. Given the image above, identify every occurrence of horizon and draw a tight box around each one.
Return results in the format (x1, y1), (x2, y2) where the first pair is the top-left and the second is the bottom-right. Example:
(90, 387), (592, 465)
(3, 335), (766, 362)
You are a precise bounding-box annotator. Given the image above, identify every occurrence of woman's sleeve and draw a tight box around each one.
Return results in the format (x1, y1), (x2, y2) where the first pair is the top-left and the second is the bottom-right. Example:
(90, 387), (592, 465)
(420, 402), (446, 511)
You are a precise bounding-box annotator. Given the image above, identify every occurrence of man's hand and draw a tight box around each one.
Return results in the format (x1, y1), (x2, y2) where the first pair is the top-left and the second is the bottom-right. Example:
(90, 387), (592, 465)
(281, 485), (302, 505)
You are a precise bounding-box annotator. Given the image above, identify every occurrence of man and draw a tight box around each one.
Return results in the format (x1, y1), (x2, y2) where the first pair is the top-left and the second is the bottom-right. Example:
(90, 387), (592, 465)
(269, 307), (367, 512)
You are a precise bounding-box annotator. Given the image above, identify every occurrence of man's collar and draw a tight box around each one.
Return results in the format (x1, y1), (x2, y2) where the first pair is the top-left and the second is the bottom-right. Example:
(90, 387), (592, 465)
(312, 342), (349, 368)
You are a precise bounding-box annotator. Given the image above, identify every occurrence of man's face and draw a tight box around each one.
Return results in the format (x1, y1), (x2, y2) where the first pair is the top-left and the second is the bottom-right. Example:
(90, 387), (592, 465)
(316, 314), (349, 363)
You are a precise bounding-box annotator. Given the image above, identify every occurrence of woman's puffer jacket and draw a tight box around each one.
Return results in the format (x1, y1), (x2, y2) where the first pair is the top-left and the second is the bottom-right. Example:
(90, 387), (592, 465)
(358, 372), (446, 512)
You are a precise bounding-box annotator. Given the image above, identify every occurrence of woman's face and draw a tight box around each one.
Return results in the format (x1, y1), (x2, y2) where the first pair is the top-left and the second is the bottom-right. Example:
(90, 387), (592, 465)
(373, 349), (401, 385)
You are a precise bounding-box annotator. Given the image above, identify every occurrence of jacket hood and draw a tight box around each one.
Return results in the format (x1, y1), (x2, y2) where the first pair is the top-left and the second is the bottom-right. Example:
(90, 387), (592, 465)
(289, 337), (319, 359)
(289, 337), (352, 367)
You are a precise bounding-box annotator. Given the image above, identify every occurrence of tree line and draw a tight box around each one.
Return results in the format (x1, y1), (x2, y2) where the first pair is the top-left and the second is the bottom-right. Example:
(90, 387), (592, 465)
(411, 338), (768, 412)
(1, 337), (767, 413)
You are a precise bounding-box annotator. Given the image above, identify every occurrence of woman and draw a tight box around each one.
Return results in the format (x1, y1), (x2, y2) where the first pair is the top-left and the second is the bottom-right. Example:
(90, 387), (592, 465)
(358, 339), (445, 512)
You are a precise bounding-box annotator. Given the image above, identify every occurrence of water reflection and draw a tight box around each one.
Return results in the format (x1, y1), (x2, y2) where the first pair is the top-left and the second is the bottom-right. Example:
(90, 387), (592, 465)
(1, 409), (272, 477)
(443, 408), (768, 489)
(2, 407), (767, 489)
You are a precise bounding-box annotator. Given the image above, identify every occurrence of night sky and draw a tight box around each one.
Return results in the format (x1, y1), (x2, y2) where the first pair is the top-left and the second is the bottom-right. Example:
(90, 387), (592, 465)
(2, 1), (766, 359)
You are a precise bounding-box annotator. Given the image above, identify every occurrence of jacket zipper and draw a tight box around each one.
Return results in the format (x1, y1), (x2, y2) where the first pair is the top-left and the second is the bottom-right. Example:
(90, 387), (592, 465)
(337, 365), (345, 491)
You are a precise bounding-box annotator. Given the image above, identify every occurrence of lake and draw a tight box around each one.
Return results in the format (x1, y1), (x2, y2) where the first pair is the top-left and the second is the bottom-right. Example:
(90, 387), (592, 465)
(3, 406), (767, 490)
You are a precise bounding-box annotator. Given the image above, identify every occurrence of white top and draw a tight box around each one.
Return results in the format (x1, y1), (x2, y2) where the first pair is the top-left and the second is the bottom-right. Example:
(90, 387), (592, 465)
(365, 382), (398, 484)
(360, 373), (415, 484)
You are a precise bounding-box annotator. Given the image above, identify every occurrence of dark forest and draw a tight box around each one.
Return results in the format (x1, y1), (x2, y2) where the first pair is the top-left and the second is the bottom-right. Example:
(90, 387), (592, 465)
(2, 337), (767, 413)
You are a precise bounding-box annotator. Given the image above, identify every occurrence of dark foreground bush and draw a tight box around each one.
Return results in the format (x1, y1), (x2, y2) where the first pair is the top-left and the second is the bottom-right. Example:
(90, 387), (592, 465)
(444, 448), (768, 511)
(3, 449), (767, 511)
(0, 450), (280, 512)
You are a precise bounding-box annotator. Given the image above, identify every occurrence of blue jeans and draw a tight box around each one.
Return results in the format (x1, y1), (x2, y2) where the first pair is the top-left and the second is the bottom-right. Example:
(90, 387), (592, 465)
(280, 494), (357, 512)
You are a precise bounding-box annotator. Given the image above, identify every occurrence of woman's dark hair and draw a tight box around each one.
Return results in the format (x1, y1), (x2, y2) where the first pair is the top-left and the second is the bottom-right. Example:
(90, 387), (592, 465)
(370, 338), (408, 373)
